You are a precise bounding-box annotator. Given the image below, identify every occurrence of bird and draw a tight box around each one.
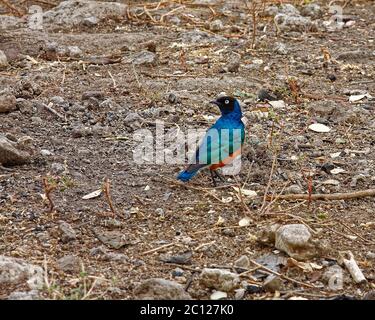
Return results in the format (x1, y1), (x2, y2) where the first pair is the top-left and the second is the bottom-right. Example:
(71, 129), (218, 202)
(177, 96), (245, 185)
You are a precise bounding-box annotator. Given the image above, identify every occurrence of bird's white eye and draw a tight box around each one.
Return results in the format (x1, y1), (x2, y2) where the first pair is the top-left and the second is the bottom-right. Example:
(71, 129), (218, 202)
(225, 99), (229, 104)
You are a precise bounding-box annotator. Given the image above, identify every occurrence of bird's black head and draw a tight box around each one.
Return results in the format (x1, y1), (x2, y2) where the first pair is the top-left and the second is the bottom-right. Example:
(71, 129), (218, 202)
(210, 96), (238, 115)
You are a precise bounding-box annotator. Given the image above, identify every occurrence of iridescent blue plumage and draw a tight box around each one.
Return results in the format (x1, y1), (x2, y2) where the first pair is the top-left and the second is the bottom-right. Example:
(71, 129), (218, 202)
(177, 96), (245, 182)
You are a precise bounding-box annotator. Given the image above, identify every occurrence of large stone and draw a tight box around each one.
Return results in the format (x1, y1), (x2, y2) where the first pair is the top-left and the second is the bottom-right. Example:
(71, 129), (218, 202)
(308, 100), (339, 117)
(275, 14), (315, 32)
(56, 255), (81, 273)
(285, 184), (303, 195)
(59, 221), (77, 243)
(93, 229), (129, 249)
(200, 268), (240, 292)
(0, 15), (23, 30)
(275, 224), (318, 260)
(181, 29), (226, 44)
(234, 255), (250, 271)
(336, 50), (371, 61)
(134, 278), (192, 300)
(0, 93), (16, 113)
(44, 0), (127, 26)
(7, 290), (40, 300)
(0, 134), (31, 166)
(0, 256), (43, 290)
(132, 51), (157, 66)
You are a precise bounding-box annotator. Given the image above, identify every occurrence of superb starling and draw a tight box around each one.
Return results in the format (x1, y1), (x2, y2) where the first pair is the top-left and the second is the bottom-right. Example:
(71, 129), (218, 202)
(177, 96), (245, 185)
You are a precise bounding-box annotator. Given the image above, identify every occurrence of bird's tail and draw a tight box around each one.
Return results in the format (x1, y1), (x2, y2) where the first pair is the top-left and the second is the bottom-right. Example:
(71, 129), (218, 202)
(177, 164), (206, 182)
(177, 170), (198, 182)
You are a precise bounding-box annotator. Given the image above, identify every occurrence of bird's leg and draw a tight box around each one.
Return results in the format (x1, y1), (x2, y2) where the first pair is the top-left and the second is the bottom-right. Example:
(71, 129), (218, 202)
(214, 170), (225, 182)
(210, 170), (217, 187)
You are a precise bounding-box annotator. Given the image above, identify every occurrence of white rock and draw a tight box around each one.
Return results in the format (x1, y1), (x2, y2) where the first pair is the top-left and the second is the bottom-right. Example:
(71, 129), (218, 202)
(275, 224), (318, 260)
(308, 123), (331, 133)
(209, 19), (224, 32)
(268, 100), (286, 109)
(7, 290), (40, 300)
(330, 152), (341, 158)
(67, 46), (82, 58)
(82, 16), (98, 26)
(0, 256), (43, 290)
(349, 93), (372, 102)
(0, 50), (8, 68)
(234, 288), (245, 299)
(210, 291), (227, 300)
(0, 15), (23, 30)
(0, 134), (31, 166)
(200, 268), (240, 292)
(234, 255), (250, 270)
(274, 42), (288, 55)
(82, 189), (102, 200)
(44, 0), (127, 26)
(134, 278), (192, 300)
(132, 51), (156, 66)
(275, 14), (314, 33)
(330, 168), (345, 175)
(239, 217), (252, 227)
(40, 149), (53, 156)
(285, 184), (303, 194)
(323, 265), (344, 291)
(232, 187), (257, 199)
(322, 179), (340, 186)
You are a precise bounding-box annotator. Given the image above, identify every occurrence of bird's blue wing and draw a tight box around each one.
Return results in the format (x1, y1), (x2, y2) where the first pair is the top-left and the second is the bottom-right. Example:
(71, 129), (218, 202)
(195, 125), (244, 166)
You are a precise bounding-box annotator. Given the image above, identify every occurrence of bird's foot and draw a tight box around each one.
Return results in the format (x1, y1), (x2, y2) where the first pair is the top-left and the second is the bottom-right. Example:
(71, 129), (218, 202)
(210, 170), (217, 187)
(214, 170), (225, 182)
(210, 170), (225, 187)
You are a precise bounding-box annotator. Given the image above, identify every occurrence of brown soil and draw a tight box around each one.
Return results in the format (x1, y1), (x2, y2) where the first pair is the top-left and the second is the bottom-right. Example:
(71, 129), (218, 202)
(0, 0), (374, 300)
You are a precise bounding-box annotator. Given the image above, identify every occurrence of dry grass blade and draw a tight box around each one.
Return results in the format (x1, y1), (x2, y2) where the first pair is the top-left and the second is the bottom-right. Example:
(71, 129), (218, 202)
(259, 155), (277, 214)
(42, 177), (56, 213)
(103, 178), (116, 215)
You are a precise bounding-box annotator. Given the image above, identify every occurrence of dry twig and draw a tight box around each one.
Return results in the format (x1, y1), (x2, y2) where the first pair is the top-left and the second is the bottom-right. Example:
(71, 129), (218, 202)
(249, 258), (317, 289)
(267, 189), (375, 201)
(42, 103), (65, 120)
(142, 242), (177, 255)
(0, 0), (24, 16)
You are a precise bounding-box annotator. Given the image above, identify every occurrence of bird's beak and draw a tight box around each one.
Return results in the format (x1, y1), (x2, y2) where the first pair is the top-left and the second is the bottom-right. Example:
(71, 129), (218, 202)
(210, 100), (220, 106)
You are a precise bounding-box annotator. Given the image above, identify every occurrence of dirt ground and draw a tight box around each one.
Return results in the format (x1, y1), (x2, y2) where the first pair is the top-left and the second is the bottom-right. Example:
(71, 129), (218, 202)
(0, 0), (374, 300)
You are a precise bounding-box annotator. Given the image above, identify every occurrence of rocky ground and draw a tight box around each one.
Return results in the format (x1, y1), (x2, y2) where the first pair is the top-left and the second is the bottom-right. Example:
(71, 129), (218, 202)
(0, 0), (375, 300)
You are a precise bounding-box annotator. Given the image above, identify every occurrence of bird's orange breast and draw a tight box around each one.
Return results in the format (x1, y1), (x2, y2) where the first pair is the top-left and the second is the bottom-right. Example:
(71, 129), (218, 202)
(209, 147), (242, 171)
